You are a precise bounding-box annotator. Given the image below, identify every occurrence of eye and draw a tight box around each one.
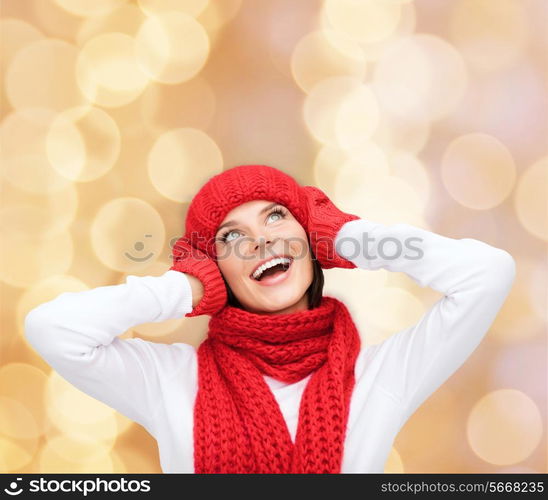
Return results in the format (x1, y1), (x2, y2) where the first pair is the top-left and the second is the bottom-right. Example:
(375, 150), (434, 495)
(218, 207), (287, 244)
(220, 229), (241, 243)
(267, 207), (287, 223)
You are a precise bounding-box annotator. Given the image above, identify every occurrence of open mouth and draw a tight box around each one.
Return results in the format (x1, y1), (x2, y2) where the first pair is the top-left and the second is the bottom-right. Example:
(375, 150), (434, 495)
(250, 256), (293, 282)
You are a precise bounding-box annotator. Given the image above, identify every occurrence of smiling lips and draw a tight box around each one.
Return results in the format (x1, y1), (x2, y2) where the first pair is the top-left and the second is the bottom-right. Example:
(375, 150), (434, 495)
(249, 255), (294, 286)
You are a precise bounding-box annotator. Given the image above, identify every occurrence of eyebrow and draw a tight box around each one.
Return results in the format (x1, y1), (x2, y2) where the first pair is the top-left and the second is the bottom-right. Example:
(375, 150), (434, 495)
(216, 202), (281, 235)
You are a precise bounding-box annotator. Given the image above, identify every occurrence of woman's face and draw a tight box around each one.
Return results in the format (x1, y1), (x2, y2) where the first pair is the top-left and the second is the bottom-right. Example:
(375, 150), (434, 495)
(214, 200), (313, 315)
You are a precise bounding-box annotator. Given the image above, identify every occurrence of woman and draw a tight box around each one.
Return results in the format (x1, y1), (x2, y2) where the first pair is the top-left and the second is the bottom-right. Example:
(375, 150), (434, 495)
(24, 164), (516, 473)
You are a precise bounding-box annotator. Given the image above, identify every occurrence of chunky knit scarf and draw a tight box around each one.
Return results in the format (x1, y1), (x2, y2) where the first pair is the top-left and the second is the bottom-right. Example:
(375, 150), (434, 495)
(193, 296), (361, 473)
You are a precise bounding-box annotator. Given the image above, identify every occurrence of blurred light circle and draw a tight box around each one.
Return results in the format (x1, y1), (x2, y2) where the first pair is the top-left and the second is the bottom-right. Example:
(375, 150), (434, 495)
(46, 106), (121, 182)
(0, 229), (73, 288)
(0, 191), (77, 244)
(335, 172), (426, 227)
(31, 0), (83, 41)
(90, 197), (165, 272)
(364, 287), (425, 332)
(197, 0), (242, 36)
(303, 75), (362, 146)
(374, 112), (431, 155)
(0, 436), (38, 472)
(76, 32), (149, 108)
(514, 157), (547, 241)
(98, 88), (151, 139)
(0, 397), (39, 440)
(373, 34), (467, 122)
(313, 142), (389, 199)
(449, 0), (529, 73)
(147, 128), (223, 202)
(319, 0), (416, 64)
(76, 3), (146, 45)
(267, 0), (327, 80)
(138, 0), (209, 17)
(491, 338), (547, 407)
(527, 257), (547, 322)
(54, 0), (128, 18)
(467, 389), (542, 465)
(135, 11), (210, 84)
(324, 267), (388, 309)
(448, 61), (545, 164)
(0, 18), (43, 76)
(313, 146), (350, 199)
(5, 39), (86, 111)
(290, 29), (367, 94)
(45, 372), (119, 444)
(324, 0), (402, 44)
(140, 76), (216, 134)
(390, 151), (431, 205)
(39, 435), (114, 473)
(0, 108), (73, 194)
(333, 147), (390, 193)
(393, 386), (462, 471)
(434, 204), (499, 247)
(0, 363), (49, 438)
(335, 84), (381, 150)
(441, 133), (516, 210)
(491, 258), (546, 344)
(492, 310), (545, 346)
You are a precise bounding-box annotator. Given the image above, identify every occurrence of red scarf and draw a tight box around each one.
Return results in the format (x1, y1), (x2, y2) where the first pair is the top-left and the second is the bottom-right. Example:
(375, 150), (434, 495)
(193, 296), (361, 473)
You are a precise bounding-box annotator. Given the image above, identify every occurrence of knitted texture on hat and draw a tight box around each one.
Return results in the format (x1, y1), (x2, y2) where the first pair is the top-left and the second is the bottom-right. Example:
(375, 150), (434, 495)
(193, 296), (361, 473)
(184, 165), (307, 260)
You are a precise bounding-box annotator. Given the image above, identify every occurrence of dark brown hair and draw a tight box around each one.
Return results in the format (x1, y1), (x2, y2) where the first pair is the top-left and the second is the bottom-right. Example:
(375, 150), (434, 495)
(223, 247), (324, 311)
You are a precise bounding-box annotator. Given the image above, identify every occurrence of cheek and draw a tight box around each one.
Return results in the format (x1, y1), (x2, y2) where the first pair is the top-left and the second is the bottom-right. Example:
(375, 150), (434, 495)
(216, 252), (246, 286)
(302, 251), (314, 283)
(285, 226), (310, 259)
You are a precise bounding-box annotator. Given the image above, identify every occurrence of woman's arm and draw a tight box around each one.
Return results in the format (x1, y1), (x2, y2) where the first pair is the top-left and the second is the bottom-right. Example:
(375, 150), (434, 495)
(335, 219), (516, 422)
(24, 270), (196, 434)
(187, 273), (205, 308)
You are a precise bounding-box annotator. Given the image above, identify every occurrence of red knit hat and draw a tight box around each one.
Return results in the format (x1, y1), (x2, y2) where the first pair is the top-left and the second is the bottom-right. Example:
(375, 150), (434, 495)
(183, 164), (309, 260)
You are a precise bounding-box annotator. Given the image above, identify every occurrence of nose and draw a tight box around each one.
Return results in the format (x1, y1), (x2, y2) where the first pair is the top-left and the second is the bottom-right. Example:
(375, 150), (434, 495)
(253, 235), (273, 251)
(245, 231), (275, 258)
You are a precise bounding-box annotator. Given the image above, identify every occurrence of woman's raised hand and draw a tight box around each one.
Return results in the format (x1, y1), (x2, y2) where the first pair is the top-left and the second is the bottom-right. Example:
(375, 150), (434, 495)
(301, 186), (361, 269)
(169, 236), (227, 317)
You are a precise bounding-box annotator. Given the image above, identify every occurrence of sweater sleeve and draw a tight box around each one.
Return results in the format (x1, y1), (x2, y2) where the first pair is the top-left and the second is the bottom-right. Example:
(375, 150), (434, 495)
(23, 269), (195, 434)
(335, 219), (516, 422)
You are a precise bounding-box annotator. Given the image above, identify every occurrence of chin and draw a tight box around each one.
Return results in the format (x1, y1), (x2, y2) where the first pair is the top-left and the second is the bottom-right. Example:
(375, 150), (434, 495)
(243, 291), (307, 315)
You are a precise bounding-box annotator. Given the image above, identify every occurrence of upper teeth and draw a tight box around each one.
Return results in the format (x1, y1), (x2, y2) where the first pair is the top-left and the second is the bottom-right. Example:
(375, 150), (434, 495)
(252, 257), (292, 280)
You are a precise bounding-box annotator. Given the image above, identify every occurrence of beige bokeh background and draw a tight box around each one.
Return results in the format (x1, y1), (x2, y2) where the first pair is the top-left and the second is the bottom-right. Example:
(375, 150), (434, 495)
(1, 0), (546, 473)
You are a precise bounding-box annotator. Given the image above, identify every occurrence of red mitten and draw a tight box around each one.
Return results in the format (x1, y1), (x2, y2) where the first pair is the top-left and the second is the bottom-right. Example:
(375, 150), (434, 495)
(169, 236), (227, 317)
(301, 186), (361, 269)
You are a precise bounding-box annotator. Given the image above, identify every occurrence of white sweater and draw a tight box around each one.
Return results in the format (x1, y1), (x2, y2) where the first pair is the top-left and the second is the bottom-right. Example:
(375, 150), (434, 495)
(24, 219), (516, 473)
